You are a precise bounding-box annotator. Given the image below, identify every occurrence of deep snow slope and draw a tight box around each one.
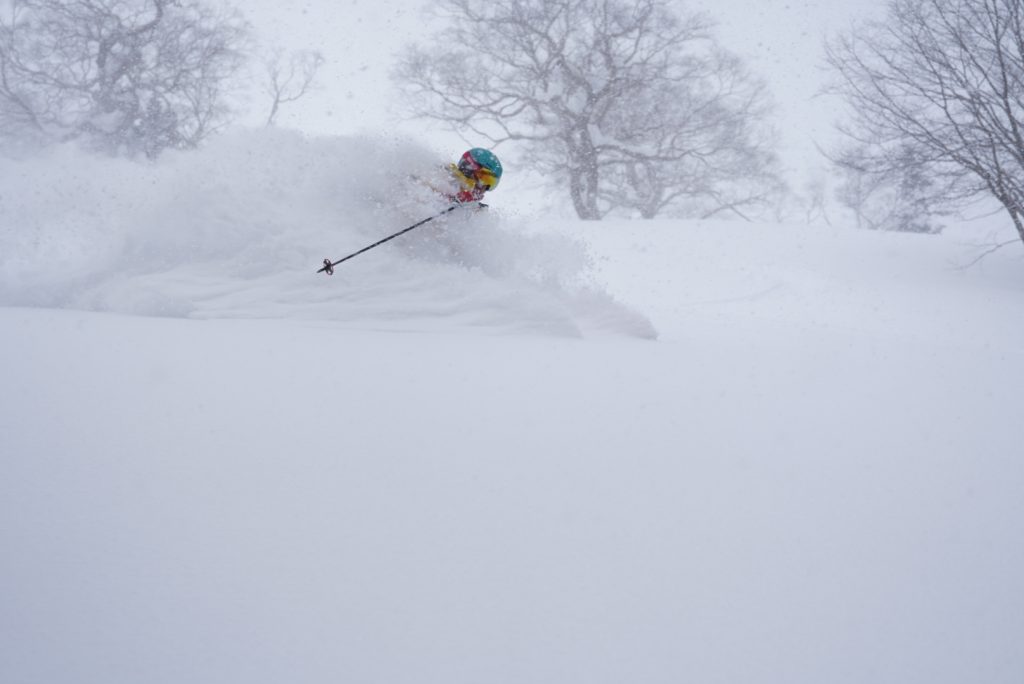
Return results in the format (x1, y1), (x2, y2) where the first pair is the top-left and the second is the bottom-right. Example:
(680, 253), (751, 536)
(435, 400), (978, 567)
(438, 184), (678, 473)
(3, 301), (1023, 684)
(2, 132), (1023, 684)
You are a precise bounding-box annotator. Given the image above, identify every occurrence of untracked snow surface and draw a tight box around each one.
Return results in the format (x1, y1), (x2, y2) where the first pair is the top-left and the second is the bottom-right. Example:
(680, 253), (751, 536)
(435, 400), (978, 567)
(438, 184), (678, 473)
(2, 131), (1023, 684)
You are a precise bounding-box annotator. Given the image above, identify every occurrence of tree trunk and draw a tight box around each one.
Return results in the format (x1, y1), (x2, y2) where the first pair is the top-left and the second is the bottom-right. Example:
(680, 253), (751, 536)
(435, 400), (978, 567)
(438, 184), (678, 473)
(994, 190), (1024, 247)
(566, 126), (601, 220)
(1010, 208), (1024, 247)
(569, 175), (600, 219)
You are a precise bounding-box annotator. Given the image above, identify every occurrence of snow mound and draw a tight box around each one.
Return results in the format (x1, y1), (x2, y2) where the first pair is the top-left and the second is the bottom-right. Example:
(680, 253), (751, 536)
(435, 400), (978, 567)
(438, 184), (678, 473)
(0, 130), (656, 338)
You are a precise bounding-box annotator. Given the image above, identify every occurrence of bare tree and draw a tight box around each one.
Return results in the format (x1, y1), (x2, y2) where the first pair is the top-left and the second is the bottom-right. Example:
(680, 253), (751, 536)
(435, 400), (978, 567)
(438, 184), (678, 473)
(826, 0), (1024, 245)
(0, 0), (248, 158)
(262, 48), (324, 127)
(833, 144), (944, 233)
(599, 53), (782, 220)
(394, 0), (780, 220)
(800, 177), (832, 226)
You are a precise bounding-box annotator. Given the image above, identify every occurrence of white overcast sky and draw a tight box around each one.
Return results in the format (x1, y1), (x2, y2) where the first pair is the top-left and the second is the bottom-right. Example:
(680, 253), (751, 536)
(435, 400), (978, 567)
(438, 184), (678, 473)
(0, 0), (888, 180)
(237, 0), (888, 180)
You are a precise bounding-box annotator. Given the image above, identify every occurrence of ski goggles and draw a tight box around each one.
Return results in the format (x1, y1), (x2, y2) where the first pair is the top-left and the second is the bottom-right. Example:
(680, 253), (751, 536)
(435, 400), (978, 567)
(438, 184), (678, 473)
(458, 156), (500, 190)
(475, 167), (500, 190)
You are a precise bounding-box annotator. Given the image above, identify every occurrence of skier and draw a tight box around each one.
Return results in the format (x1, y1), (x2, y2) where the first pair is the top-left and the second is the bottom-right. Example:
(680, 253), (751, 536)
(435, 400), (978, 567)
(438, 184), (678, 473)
(318, 148), (502, 275)
(441, 148), (503, 204)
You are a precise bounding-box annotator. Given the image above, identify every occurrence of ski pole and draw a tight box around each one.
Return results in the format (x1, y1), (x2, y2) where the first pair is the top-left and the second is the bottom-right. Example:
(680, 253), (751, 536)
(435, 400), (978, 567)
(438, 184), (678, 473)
(318, 204), (467, 275)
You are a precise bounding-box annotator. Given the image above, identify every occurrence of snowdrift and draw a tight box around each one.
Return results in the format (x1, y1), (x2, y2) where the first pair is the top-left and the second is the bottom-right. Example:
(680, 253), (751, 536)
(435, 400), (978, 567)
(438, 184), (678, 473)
(0, 130), (656, 338)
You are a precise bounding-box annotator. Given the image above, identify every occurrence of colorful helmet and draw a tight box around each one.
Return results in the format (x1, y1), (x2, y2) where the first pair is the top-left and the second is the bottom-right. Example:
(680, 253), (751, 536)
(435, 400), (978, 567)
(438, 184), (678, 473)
(457, 148), (503, 190)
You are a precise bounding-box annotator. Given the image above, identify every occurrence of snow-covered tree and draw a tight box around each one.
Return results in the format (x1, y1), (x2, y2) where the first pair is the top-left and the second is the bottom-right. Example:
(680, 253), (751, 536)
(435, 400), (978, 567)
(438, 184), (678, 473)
(0, 0), (248, 158)
(394, 0), (780, 220)
(827, 0), (1024, 246)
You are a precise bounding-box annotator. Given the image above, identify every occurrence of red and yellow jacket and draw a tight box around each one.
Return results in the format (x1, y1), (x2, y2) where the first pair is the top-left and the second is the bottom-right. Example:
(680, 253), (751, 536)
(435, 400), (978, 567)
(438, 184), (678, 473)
(445, 163), (487, 204)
